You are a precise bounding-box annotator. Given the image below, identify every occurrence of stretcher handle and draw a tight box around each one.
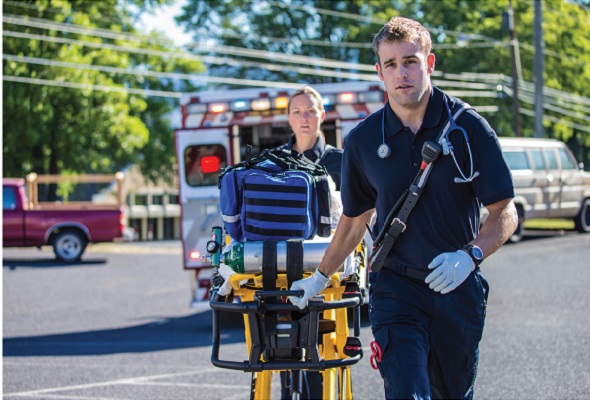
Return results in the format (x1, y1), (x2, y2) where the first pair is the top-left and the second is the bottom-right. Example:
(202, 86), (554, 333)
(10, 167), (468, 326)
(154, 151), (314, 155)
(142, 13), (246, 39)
(210, 357), (362, 372)
(210, 294), (361, 313)
(255, 290), (304, 298)
(211, 353), (362, 372)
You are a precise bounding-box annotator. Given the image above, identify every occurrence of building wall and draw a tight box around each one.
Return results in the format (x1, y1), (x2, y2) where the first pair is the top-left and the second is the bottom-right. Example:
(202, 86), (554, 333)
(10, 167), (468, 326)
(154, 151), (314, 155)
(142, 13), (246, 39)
(122, 165), (180, 241)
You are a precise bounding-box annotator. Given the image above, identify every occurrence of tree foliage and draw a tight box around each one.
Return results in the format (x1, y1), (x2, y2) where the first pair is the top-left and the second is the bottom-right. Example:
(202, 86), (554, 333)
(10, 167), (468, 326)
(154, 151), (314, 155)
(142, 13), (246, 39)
(3, 0), (204, 187)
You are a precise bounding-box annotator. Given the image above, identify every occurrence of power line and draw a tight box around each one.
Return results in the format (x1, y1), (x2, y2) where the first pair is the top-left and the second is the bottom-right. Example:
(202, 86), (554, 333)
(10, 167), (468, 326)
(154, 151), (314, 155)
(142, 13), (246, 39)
(5, 12), (590, 123)
(4, 21), (587, 108)
(185, 43), (375, 72)
(8, 71), (588, 135)
(2, 75), (182, 98)
(0, 18), (515, 83)
(2, 54), (303, 89)
(208, 30), (371, 48)
(5, 28), (590, 118)
(2, 54), (505, 94)
(1, 29), (380, 81)
(3, 14), (374, 73)
(1, 11), (569, 72)
(3, 14), (172, 46)
(7, 57), (589, 124)
(2, 15), (381, 76)
(520, 107), (590, 133)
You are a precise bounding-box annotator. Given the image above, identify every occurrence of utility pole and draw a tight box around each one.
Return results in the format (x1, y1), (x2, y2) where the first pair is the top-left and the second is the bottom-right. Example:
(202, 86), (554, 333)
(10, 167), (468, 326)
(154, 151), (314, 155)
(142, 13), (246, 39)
(508, 0), (522, 137)
(534, 0), (545, 138)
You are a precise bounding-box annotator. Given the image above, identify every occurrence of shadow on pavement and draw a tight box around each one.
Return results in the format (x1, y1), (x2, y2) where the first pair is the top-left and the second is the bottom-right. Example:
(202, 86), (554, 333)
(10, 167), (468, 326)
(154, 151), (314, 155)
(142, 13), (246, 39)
(2, 257), (107, 269)
(3, 311), (245, 357)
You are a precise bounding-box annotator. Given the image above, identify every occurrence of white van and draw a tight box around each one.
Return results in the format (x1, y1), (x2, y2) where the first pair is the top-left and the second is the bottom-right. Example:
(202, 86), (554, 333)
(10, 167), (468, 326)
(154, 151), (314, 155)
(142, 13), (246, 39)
(497, 137), (590, 242)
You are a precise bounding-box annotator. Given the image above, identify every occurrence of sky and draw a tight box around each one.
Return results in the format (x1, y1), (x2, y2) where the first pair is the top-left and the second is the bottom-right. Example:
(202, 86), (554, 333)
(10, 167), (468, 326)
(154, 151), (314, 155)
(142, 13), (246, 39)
(138, 0), (192, 47)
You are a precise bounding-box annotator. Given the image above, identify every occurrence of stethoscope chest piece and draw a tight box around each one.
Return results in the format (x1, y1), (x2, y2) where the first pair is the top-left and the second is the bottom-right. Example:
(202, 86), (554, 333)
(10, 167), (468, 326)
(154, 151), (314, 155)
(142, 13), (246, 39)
(378, 108), (391, 159)
(377, 143), (391, 159)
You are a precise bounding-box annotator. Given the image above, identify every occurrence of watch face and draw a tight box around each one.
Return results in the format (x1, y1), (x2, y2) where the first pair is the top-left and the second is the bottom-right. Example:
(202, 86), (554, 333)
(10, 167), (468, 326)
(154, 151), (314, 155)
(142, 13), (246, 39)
(471, 246), (484, 261)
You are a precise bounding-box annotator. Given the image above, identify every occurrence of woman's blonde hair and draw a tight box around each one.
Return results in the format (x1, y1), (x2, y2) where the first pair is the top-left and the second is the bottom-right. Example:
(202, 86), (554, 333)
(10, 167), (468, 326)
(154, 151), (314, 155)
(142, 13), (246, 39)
(287, 86), (325, 114)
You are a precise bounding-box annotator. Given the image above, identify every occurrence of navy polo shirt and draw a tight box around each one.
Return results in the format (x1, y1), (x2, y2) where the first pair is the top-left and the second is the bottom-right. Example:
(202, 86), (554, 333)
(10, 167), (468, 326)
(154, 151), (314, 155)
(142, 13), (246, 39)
(276, 134), (343, 190)
(342, 86), (514, 271)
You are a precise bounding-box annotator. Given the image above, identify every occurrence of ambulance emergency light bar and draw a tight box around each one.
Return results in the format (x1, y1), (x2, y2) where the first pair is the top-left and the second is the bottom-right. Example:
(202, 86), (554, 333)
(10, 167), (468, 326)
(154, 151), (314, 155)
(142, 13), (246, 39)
(185, 86), (384, 115)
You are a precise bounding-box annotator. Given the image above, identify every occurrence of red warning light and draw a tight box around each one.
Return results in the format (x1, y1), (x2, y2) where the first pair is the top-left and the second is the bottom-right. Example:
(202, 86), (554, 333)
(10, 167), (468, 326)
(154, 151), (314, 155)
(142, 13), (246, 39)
(200, 156), (220, 174)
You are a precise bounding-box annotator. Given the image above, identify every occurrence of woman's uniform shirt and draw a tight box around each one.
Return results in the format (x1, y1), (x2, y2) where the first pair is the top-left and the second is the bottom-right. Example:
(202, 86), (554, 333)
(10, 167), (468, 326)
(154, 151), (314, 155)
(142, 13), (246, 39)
(276, 134), (343, 190)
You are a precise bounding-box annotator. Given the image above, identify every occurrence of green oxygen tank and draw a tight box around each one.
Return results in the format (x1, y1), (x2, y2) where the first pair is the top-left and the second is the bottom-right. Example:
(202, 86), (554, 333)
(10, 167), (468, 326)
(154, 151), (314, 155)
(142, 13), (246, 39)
(222, 241), (246, 273)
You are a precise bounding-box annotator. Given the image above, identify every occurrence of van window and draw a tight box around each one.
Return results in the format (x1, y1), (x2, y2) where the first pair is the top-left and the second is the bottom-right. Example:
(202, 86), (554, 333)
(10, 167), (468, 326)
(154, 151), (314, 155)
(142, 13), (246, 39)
(544, 149), (559, 170)
(503, 150), (530, 170)
(558, 148), (576, 170)
(530, 149), (545, 170)
(3, 186), (17, 210)
(185, 144), (228, 187)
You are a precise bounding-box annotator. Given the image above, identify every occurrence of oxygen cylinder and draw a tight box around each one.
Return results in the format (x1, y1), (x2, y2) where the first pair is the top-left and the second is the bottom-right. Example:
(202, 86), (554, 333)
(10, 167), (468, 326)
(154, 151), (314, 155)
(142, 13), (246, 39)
(222, 240), (331, 273)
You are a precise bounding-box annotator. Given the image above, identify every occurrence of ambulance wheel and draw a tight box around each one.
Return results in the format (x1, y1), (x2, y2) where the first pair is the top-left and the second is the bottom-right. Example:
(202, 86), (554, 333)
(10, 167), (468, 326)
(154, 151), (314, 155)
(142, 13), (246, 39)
(52, 230), (87, 262)
(574, 198), (590, 233)
(508, 205), (524, 244)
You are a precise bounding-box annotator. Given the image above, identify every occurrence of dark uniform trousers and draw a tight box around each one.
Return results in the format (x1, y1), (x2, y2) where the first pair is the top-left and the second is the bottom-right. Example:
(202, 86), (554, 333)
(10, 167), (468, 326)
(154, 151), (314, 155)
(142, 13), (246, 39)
(369, 266), (489, 399)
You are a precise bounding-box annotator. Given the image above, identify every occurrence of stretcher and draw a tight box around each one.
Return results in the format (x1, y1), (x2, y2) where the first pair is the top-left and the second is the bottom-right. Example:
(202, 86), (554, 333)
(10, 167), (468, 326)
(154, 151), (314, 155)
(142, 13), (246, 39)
(206, 227), (367, 400)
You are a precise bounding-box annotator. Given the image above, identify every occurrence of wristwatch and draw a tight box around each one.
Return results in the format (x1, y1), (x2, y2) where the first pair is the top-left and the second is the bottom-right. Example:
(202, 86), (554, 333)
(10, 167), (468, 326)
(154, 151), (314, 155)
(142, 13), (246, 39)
(461, 244), (484, 267)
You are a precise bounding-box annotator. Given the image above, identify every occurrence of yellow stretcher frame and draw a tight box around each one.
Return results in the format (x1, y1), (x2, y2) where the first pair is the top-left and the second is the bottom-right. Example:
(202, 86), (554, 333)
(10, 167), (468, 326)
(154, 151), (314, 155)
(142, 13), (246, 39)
(209, 242), (367, 400)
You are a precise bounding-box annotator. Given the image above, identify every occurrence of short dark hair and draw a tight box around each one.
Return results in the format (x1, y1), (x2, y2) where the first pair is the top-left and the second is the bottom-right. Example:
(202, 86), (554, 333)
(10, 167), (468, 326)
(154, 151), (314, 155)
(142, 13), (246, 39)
(372, 17), (432, 61)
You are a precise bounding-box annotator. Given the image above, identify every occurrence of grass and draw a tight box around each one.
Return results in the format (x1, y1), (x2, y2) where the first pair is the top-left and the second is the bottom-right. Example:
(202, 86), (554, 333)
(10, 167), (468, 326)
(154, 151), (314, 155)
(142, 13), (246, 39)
(523, 218), (575, 230)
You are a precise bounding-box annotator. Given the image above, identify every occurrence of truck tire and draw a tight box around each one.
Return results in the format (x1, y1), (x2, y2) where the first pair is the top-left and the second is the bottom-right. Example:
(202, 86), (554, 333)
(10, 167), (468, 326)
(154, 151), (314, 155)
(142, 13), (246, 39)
(52, 230), (87, 262)
(508, 205), (525, 244)
(574, 198), (590, 233)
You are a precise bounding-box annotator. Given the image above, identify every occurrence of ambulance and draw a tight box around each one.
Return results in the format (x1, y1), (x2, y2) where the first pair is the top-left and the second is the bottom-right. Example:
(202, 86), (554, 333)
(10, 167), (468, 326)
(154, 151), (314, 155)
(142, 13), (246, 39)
(175, 81), (385, 304)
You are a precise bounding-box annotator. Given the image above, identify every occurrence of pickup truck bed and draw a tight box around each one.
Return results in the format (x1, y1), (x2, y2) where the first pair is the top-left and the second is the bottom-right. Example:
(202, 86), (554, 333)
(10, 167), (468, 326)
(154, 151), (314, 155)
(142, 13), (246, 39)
(3, 175), (124, 262)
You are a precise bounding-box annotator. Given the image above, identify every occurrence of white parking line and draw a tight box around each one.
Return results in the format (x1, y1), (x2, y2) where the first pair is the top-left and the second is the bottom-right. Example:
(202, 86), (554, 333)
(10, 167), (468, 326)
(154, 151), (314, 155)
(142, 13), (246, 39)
(4, 368), (221, 398)
(127, 381), (249, 389)
(7, 395), (122, 400)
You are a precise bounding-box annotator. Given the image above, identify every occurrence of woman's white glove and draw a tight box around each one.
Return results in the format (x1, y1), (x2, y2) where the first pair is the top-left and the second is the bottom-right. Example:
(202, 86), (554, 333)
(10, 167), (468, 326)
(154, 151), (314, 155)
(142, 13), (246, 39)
(288, 269), (330, 310)
(425, 250), (475, 294)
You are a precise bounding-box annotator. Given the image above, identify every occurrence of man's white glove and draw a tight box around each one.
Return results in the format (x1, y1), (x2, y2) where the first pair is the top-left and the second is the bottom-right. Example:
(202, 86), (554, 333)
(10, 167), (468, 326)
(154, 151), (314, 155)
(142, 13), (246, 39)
(425, 250), (475, 294)
(288, 269), (330, 310)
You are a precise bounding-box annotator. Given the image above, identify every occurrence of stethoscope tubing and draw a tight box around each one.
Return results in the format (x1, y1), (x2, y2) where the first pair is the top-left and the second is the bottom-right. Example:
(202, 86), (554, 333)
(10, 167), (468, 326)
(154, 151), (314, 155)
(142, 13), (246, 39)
(377, 97), (479, 183)
(442, 96), (479, 183)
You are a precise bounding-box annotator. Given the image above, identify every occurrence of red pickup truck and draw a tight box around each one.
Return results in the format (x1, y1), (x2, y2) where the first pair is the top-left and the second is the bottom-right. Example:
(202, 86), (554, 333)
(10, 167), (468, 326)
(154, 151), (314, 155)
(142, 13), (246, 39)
(3, 173), (125, 262)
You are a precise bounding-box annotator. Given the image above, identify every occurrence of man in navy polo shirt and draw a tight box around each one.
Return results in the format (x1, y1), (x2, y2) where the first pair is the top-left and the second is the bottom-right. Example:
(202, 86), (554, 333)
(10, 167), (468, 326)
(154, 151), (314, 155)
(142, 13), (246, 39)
(288, 16), (518, 399)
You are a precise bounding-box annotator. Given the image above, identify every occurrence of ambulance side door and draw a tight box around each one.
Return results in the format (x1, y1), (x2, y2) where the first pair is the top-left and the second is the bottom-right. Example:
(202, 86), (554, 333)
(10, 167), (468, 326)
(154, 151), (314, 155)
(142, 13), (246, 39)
(175, 128), (230, 269)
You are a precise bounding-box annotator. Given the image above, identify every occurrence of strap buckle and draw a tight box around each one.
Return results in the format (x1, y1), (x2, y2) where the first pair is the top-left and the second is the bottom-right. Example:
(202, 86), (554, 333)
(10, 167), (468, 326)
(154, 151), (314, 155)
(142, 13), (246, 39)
(390, 218), (406, 233)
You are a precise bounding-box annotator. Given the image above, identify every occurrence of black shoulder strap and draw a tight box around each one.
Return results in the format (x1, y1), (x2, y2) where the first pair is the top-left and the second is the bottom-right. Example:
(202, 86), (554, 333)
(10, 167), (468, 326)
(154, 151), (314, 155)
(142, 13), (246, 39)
(370, 102), (470, 273)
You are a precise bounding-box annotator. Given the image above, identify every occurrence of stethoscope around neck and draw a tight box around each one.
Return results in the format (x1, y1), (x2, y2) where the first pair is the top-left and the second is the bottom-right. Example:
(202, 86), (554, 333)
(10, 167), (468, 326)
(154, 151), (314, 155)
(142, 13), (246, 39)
(378, 97), (479, 183)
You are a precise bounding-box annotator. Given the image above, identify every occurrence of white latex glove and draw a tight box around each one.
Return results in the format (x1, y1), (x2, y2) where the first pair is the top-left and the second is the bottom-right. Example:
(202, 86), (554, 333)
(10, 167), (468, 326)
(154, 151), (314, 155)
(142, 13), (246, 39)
(217, 264), (237, 296)
(288, 269), (330, 310)
(425, 250), (475, 294)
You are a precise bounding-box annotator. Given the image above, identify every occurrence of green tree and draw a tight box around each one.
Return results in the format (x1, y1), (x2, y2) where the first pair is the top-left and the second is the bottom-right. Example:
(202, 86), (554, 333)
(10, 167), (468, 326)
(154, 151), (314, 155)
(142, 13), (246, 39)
(2, 0), (204, 195)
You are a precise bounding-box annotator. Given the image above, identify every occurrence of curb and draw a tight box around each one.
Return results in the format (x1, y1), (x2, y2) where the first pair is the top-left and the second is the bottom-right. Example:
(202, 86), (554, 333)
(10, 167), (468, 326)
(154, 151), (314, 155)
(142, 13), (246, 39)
(87, 241), (182, 254)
